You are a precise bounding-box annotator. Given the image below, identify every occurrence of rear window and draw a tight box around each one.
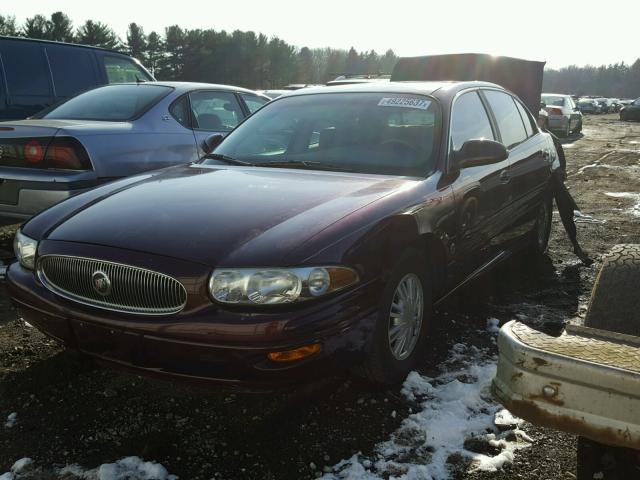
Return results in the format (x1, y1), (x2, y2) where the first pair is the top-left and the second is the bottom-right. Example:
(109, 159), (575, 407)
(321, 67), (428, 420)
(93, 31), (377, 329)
(541, 96), (565, 107)
(44, 84), (172, 121)
(484, 90), (528, 149)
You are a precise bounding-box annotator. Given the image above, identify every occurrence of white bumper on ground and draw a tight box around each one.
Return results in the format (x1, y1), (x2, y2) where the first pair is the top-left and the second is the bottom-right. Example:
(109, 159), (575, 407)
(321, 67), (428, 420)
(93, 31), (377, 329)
(492, 320), (640, 450)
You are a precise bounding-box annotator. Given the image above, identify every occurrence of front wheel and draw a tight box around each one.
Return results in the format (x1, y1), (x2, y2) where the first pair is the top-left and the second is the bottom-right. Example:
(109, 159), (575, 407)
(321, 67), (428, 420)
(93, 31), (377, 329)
(360, 250), (431, 385)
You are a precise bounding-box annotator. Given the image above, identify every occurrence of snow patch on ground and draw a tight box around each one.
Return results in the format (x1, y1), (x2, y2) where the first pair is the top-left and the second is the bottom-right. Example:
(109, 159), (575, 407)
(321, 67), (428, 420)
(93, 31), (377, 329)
(605, 191), (640, 216)
(486, 318), (500, 333)
(4, 412), (17, 428)
(0, 457), (177, 480)
(322, 325), (531, 480)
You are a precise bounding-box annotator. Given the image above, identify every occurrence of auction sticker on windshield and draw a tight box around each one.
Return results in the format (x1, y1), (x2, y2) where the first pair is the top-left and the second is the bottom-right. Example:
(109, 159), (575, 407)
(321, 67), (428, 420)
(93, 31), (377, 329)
(378, 97), (431, 109)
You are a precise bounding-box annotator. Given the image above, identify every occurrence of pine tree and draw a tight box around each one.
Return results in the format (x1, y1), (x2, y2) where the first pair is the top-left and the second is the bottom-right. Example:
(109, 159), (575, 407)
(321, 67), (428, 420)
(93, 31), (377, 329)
(22, 14), (49, 39)
(146, 31), (164, 77)
(47, 12), (75, 42)
(127, 23), (147, 62)
(77, 20), (120, 50)
(0, 15), (18, 36)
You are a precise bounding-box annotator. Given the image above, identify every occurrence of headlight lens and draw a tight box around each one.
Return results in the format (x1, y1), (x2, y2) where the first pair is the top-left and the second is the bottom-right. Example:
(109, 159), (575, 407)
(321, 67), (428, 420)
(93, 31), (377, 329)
(209, 266), (359, 305)
(13, 230), (38, 270)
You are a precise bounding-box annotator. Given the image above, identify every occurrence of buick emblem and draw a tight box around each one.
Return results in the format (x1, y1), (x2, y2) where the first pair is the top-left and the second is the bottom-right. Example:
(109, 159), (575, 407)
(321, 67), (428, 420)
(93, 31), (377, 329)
(91, 270), (111, 297)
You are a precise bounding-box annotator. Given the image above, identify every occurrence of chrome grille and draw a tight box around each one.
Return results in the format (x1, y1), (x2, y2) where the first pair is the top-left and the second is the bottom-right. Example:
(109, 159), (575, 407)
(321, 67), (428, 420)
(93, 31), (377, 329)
(37, 255), (187, 315)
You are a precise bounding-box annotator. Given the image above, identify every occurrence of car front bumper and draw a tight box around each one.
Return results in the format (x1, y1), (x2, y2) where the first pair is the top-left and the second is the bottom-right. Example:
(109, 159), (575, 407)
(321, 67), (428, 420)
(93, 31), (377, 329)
(6, 246), (381, 391)
(492, 321), (640, 450)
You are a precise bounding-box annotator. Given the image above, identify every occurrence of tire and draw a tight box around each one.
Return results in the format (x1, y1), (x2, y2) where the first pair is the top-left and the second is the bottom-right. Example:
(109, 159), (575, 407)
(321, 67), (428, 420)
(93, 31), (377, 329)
(528, 196), (552, 255)
(360, 249), (431, 385)
(584, 244), (640, 335)
(577, 436), (639, 480)
(576, 244), (640, 479)
(575, 119), (583, 134)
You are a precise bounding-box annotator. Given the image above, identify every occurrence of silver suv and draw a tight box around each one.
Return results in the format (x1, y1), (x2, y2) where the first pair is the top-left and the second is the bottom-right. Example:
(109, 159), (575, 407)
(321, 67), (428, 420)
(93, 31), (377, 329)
(541, 93), (583, 137)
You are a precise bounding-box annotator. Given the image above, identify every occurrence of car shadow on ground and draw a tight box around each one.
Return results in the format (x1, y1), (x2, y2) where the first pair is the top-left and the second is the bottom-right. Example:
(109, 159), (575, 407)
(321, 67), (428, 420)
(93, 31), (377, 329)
(560, 132), (585, 145)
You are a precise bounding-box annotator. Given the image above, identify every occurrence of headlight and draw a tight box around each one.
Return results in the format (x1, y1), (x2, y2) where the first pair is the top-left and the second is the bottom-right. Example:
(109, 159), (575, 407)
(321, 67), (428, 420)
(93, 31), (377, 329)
(209, 266), (359, 305)
(13, 230), (38, 270)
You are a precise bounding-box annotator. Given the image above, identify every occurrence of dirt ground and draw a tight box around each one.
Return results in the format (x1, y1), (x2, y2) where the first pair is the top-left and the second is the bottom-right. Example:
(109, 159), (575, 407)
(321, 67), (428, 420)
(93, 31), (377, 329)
(1, 113), (639, 479)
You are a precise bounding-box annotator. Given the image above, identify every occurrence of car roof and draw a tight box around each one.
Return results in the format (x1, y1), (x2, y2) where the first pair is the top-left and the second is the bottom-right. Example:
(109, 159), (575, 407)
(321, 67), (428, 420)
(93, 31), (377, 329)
(542, 93), (570, 97)
(282, 80), (505, 99)
(0, 35), (133, 57)
(106, 81), (264, 96)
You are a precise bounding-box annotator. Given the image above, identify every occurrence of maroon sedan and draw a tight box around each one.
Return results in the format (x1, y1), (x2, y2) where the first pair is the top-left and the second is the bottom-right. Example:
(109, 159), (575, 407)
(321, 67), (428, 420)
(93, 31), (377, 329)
(8, 81), (558, 389)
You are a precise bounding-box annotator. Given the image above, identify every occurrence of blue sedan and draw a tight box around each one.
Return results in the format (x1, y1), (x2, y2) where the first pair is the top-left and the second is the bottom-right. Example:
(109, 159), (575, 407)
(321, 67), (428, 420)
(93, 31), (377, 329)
(0, 82), (270, 222)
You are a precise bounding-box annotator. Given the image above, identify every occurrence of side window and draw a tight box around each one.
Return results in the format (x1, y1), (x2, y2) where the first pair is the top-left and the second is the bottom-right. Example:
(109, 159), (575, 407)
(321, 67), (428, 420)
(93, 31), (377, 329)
(103, 55), (152, 83)
(484, 90), (528, 149)
(46, 46), (99, 98)
(189, 91), (243, 131)
(514, 100), (535, 137)
(0, 42), (51, 97)
(169, 95), (190, 128)
(241, 94), (269, 114)
(450, 91), (494, 151)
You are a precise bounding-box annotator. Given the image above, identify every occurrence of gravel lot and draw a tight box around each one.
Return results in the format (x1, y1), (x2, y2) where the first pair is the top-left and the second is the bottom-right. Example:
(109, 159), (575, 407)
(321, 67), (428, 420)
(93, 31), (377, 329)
(1, 114), (638, 479)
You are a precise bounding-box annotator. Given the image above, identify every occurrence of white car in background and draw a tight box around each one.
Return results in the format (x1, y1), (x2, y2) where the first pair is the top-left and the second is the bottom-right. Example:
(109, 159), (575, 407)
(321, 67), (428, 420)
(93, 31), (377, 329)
(541, 93), (583, 137)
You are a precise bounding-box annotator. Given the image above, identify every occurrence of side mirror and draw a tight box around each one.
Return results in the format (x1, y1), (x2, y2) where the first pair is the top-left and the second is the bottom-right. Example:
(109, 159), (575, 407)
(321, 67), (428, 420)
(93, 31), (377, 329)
(202, 134), (224, 154)
(453, 139), (508, 170)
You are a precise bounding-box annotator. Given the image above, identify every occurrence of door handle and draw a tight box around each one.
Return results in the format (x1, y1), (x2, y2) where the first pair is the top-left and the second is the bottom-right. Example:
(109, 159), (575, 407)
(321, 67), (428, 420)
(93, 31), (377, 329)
(499, 169), (511, 183)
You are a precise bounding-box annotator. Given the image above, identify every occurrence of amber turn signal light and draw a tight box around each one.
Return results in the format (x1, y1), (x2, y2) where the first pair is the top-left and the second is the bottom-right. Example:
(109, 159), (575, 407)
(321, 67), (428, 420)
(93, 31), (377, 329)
(267, 343), (322, 362)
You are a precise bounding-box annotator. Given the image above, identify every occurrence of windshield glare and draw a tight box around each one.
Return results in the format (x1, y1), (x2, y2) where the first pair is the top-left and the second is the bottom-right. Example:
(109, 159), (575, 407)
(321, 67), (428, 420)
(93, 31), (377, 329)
(205, 92), (441, 176)
(44, 84), (172, 121)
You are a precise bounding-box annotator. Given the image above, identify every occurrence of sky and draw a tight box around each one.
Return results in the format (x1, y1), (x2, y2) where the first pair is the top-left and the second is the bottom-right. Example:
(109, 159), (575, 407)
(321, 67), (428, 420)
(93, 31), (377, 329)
(6, 0), (637, 69)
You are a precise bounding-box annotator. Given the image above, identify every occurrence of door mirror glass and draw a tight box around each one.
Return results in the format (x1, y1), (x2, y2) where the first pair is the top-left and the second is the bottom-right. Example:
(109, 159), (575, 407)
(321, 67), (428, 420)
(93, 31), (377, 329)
(202, 133), (224, 154)
(453, 139), (508, 169)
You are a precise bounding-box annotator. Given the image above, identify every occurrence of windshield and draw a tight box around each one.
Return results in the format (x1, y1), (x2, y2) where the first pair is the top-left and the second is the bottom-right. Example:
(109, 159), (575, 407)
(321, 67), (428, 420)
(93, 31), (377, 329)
(44, 84), (172, 121)
(204, 92), (441, 176)
(542, 96), (565, 106)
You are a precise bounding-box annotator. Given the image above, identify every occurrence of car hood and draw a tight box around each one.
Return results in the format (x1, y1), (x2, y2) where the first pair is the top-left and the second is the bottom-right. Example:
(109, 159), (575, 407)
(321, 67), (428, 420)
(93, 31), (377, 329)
(45, 164), (418, 266)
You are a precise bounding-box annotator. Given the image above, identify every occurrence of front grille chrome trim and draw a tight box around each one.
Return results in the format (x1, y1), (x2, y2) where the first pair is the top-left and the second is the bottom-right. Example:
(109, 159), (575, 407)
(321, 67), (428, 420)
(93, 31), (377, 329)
(37, 255), (187, 315)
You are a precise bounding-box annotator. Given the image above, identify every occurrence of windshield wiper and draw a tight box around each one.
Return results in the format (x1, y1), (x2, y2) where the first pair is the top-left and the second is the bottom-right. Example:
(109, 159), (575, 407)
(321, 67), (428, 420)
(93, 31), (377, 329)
(258, 160), (355, 173)
(202, 153), (255, 166)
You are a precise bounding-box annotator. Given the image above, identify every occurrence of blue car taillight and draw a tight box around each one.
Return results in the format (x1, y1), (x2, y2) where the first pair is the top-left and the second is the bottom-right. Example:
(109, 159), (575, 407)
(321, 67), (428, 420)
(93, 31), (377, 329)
(0, 137), (92, 171)
(43, 137), (92, 171)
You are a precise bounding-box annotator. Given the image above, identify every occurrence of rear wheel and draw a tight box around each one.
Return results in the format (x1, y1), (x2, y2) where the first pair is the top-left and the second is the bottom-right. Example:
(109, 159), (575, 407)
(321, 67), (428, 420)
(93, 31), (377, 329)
(527, 197), (552, 255)
(576, 244), (640, 480)
(574, 119), (583, 133)
(360, 250), (431, 385)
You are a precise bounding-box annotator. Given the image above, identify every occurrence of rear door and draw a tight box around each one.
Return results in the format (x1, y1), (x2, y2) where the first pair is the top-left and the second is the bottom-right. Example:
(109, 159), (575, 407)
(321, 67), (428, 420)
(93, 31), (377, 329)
(188, 90), (245, 156)
(482, 89), (551, 240)
(0, 40), (54, 120)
